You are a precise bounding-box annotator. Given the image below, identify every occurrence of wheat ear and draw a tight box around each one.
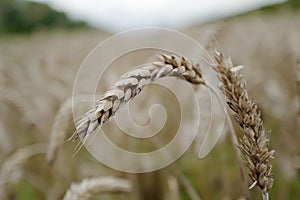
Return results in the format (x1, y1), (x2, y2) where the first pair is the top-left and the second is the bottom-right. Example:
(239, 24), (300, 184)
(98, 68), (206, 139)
(46, 98), (73, 164)
(214, 51), (274, 199)
(0, 143), (46, 199)
(72, 53), (204, 144)
(63, 176), (132, 200)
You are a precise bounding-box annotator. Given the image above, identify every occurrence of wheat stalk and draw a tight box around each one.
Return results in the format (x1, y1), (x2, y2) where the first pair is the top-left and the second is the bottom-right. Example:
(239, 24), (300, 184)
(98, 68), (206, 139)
(205, 83), (250, 199)
(213, 51), (274, 199)
(0, 143), (46, 199)
(151, 138), (202, 200)
(63, 176), (132, 200)
(296, 59), (300, 126)
(72, 53), (204, 145)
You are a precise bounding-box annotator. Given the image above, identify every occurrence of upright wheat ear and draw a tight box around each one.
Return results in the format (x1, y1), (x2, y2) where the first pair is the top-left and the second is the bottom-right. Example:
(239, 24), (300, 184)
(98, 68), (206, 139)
(72, 53), (204, 143)
(214, 51), (274, 199)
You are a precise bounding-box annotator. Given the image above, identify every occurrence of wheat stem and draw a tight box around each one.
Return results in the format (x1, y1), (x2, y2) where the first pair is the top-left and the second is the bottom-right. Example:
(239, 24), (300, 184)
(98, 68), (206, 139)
(296, 59), (300, 126)
(171, 167), (202, 200)
(152, 139), (202, 200)
(206, 83), (250, 199)
(262, 192), (269, 200)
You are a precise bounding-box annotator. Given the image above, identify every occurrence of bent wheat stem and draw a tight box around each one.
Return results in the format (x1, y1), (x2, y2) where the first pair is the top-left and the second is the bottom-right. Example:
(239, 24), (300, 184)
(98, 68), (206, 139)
(206, 83), (249, 199)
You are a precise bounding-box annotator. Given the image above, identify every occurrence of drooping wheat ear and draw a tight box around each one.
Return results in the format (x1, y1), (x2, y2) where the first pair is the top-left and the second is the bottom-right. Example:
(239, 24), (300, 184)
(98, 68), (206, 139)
(73, 53), (204, 142)
(46, 98), (73, 164)
(0, 143), (45, 199)
(0, 88), (31, 122)
(63, 176), (132, 200)
(213, 51), (274, 199)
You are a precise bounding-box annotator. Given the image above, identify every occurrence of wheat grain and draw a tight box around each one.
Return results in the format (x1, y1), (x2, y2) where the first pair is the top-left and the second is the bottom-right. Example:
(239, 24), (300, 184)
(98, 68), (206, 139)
(72, 53), (204, 144)
(214, 51), (274, 199)
(63, 176), (132, 200)
(0, 143), (46, 199)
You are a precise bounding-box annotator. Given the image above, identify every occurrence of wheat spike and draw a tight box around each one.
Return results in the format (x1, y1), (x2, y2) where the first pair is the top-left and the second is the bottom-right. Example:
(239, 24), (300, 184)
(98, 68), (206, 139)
(63, 176), (132, 200)
(214, 51), (274, 198)
(72, 53), (204, 144)
(0, 88), (31, 122)
(0, 144), (46, 199)
(46, 98), (73, 164)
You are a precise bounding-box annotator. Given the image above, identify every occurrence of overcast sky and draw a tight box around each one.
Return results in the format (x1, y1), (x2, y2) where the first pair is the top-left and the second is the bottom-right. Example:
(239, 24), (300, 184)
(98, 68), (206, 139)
(33, 0), (285, 32)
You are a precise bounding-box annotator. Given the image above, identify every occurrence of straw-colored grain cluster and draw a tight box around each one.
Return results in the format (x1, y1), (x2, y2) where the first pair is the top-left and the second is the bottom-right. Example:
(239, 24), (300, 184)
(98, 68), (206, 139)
(73, 53), (204, 142)
(0, 144), (45, 199)
(63, 176), (132, 200)
(46, 98), (73, 164)
(214, 51), (274, 197)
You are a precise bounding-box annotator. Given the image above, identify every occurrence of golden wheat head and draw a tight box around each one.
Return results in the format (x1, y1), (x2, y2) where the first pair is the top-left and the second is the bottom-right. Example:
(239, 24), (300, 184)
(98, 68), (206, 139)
(72, 53), (204, 145)
(214, 51), (274, 198)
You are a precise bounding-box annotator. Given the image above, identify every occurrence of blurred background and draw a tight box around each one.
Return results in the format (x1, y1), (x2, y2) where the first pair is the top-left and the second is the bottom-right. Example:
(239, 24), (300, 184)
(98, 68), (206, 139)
(0, 0), (299, 199)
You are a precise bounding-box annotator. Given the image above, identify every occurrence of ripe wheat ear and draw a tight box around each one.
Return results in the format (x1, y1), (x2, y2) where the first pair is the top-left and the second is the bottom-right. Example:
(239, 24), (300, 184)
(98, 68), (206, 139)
(214, 51), (274, 200)
(0, 144), (46, 199)
(63, 176), (132, 200)
(46, 98), (73, 164)
(72, 53), (204, 144)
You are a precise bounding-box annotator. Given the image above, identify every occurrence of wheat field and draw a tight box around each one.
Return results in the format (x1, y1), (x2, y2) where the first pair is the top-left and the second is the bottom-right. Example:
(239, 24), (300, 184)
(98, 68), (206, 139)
(0, 6), (299, 200)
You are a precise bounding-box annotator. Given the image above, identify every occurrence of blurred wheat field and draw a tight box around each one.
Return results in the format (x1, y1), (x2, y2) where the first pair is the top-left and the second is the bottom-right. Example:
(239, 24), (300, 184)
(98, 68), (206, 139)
(0, 6), (300, 200)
